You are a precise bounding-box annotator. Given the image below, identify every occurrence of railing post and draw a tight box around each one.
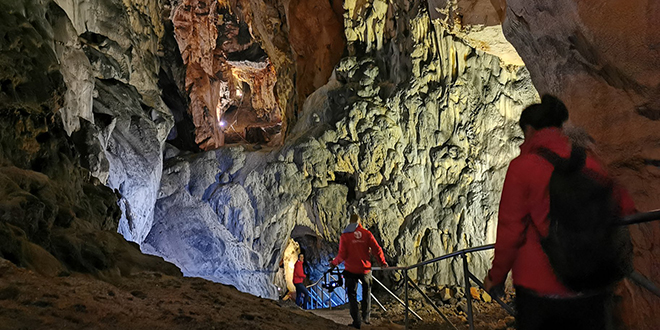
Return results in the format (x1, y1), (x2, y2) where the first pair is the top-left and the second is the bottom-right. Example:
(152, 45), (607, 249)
(462, 252), (475, 330)
(330, 286), (334, 310)
(405, 269), (409, 329)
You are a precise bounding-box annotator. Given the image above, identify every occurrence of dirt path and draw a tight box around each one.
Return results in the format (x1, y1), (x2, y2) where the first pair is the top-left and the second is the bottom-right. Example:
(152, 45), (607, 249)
(310, 305), (404, 329)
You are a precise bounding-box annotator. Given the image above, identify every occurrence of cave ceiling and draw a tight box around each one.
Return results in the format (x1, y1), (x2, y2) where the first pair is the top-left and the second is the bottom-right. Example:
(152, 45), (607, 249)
(171, 0), (346, 150)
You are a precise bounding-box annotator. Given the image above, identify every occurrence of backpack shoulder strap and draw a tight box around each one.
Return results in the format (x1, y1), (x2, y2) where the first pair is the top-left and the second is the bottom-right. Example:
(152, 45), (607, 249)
(535, 146), (586, 173)
(535, 147), (562, 167)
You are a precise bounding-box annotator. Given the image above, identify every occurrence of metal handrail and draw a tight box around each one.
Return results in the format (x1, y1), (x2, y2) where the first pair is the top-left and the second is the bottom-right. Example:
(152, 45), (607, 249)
(620, 209), (660, 225)
(367, 209), (660, 329)
(372, 245), (500, 330)
(313, 210), (660, 328)
(372, 276), (423, 321)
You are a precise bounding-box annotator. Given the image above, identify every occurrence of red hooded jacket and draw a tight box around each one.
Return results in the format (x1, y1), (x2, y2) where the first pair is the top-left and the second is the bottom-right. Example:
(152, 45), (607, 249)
(331, 223), (387, 274)
(488, 128), (636, 296)
(293, 260), (306, 284)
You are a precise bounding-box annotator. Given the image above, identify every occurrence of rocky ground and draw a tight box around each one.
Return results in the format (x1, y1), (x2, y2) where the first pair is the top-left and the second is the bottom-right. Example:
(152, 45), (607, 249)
(0, 258), (345, 330)
(375, 294), (515, 330)
(0, 256), (514, 330)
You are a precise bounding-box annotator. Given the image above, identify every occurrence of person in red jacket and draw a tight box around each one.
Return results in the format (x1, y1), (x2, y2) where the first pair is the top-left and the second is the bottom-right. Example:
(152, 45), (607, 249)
(484, 95), (636, 330)
(331, 213), (387, 329)
(293, 253), (309, 308)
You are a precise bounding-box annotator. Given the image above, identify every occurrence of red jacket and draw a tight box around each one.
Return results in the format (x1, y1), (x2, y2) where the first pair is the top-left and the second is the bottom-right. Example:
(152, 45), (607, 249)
(331, 223), (387, 274)
(293, 260), (306, 284)
(488, 128), (636, 296)
(293, 260), (307, 284)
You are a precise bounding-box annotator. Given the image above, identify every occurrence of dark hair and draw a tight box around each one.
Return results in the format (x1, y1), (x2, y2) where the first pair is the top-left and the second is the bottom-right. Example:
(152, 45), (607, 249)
(519, 94), (569, 131)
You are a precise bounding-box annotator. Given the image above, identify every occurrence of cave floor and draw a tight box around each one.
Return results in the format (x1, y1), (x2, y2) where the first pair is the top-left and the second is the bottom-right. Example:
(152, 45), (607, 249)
(0, 257), (512, 330)
(0, 258), (345, 330)
(308, 292), (514, 330)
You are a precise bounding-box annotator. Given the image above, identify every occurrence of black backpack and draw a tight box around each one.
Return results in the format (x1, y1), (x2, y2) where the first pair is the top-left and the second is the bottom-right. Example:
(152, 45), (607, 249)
(535, 146), (633, 292)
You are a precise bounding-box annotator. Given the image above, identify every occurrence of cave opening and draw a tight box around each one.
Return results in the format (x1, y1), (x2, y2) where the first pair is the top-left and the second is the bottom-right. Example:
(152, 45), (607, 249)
(171, 0), (283, 151)
(283, 225), (361, 309)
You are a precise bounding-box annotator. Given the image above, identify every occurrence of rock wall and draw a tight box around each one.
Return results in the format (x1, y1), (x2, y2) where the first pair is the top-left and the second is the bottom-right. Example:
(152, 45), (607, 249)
(143, 0), (537, 298)
(501, 1), (660, 328)
(0, 0), (178, 279)
(51, 0), (174, 244)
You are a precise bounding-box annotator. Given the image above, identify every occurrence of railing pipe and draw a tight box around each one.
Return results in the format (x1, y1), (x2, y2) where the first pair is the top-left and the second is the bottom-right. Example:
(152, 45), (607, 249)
(629, 271), (660, 299)
(620, 210), (660, 226)
(404, 269), (409, 329)
(462, 253), (475, 330)
(371, 276), (422, 321)
(371, 292), (387, 312)
(467, 272), (516, 316)
(407, 279), (458, 330)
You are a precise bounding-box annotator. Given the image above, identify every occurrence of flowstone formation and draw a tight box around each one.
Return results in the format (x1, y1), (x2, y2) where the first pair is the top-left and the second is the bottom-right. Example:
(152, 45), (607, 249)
(47, 0), (176, 245)
(143, 0), (537, 298)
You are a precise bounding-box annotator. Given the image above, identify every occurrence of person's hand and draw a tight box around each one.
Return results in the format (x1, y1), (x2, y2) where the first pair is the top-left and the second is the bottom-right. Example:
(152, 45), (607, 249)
(483, 273), (505, 298)
(382, 262), (388, 268)
(483, 274), (493, 292)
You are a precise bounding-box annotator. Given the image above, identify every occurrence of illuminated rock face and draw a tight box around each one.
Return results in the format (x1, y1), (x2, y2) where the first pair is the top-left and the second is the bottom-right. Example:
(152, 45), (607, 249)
(500, 1), (660, 328)
(0, 0), (178, 279)
(169, 0), (345, 149)
(52, 0), (174, 244)
(170, 0), (283, 149)
(144, 0), (537, 297)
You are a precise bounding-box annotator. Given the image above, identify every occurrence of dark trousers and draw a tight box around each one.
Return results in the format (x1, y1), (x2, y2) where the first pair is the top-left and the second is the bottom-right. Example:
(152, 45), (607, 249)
(295, 283), (309, 308)
(515, 286), (611, 330)
(344, 271), (373, 326)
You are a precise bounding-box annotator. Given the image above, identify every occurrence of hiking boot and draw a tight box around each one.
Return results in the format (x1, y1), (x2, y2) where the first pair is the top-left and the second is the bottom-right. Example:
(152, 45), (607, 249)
(348, 322), (361, 329)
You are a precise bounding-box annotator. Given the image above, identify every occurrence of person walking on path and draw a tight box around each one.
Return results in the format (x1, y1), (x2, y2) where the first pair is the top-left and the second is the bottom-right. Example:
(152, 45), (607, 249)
(293, 253), (309, 309)
(484, 95), (636, 330)
(331, 214), (388, 329)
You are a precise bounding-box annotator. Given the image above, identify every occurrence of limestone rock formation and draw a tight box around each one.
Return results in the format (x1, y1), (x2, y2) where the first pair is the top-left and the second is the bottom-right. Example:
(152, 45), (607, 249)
(500, 1), (660, 328)
(170, 0), (284, 149)
(427, 0), (522, 66)
(0, 0), (178, 279)
(49, 0), (175, 244)
(144, 0), (537, 298)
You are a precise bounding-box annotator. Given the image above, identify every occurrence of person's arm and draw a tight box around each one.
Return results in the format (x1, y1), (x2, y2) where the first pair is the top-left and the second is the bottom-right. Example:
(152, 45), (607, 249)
(487, 158), (530, 287)
(294, 261), (306, 279)
(368, 232), (387, 267)
(331, 234), (348, 267)
(614, 184), (637, 216)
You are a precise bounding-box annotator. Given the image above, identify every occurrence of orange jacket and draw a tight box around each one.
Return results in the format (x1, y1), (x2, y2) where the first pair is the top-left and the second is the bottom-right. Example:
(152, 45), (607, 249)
(293, 260), (306, 284)
(331, 223), (387, 274)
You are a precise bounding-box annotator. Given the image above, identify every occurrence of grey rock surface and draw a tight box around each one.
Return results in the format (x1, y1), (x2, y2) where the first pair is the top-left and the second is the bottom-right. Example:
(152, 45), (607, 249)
(46, 0), (174, 243)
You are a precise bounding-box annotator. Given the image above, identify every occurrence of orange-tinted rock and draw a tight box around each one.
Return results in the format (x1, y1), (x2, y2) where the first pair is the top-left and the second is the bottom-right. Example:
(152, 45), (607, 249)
(503, 1), (660, 328)
(234, 0), (345, 136)
(171, 0), (283, 149)
(427, 0), (523, 65)
(287, 0), (345, 109)
(171, 0), (224, 149)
